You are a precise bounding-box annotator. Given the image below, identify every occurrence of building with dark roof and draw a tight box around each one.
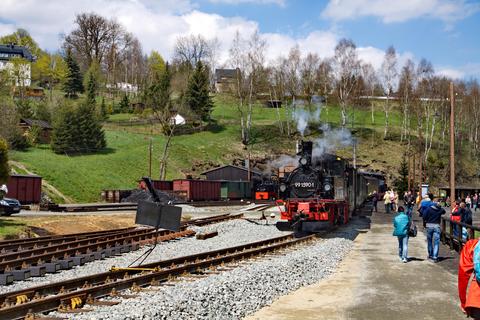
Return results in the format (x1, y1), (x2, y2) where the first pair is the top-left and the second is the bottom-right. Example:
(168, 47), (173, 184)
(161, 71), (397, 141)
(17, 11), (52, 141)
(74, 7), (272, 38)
(214, 68), (239, 93)
(19, 118), (53, 143)
(201, 165), (262, 181)
(0, 44), (35, 87)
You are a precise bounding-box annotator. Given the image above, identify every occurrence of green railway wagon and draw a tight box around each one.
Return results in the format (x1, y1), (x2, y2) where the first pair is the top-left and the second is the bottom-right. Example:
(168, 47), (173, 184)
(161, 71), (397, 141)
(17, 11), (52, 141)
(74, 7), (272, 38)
(220, 181), (252, 200)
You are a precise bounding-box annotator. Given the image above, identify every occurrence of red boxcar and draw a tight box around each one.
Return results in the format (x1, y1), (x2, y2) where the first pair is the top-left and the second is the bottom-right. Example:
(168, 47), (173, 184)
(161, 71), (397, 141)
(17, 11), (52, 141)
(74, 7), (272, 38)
(151, 180), (173, 191)
(6, 174), (42, 204)
(173, 180), (221, 201)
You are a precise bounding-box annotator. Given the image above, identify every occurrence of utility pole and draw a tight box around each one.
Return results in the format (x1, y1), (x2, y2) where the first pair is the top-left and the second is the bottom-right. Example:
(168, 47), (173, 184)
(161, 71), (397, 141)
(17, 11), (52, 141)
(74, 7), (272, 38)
(419, 124), (423, 197)
(407, 151), (411, 192)
(412, 153), (416, 192)
(148, 138), (152, 177)
(450, 82), (456, 207)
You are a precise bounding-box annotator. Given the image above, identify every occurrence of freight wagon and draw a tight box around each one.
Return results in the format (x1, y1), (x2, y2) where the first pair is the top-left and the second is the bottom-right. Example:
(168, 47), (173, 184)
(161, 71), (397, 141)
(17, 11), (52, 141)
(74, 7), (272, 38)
(173, 180), (221, 201)
(6, 174), (42, 204)
(220, 181), (251, 200)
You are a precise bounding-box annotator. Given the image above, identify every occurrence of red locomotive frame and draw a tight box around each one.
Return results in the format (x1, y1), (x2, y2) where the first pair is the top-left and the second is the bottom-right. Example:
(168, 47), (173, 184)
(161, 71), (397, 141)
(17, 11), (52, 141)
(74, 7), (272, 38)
(276, 198), (349, 229)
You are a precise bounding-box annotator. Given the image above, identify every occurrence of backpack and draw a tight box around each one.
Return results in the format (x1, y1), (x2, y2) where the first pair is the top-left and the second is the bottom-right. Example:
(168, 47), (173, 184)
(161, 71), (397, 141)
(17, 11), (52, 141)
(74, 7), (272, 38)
(474, 241), (480, 282)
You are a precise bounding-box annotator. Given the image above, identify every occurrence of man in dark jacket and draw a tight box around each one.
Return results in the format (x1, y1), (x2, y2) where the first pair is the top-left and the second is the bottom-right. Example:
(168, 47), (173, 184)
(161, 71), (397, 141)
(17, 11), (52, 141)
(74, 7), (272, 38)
(404, 190), (415, 217)
(422, 200), (446, 262)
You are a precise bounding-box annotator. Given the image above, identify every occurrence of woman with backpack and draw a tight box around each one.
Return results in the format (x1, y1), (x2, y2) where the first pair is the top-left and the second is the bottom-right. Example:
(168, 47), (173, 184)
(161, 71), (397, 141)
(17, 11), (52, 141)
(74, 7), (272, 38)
(393, 206), (411, 263)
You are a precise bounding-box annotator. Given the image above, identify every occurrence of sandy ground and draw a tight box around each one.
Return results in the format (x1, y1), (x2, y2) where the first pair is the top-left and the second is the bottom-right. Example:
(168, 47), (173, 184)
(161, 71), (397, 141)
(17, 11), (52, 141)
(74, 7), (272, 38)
(1, 204), (277, 238)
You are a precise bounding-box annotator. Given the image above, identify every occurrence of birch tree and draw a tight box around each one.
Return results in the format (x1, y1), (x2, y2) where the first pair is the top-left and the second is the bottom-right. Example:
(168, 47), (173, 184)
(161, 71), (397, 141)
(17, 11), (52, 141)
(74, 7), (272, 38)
(228, 30), (267, 146)
(380, 46), (398, 139)
(398, 59), (416, 142)
(361, 62), (378, 124)
(332, 39), (360, 127)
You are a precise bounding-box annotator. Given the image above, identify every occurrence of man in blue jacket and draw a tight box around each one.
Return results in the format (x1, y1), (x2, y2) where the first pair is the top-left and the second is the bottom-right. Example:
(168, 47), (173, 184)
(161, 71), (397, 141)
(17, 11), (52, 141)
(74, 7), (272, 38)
(422, 200), (446, 262)
(393, 206), (411, 263)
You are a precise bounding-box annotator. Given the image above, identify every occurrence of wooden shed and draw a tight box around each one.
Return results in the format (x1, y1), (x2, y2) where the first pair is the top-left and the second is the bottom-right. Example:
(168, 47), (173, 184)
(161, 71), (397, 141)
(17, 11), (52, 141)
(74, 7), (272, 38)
(201, 165), (262, 181)
(19, 118), (52, 144)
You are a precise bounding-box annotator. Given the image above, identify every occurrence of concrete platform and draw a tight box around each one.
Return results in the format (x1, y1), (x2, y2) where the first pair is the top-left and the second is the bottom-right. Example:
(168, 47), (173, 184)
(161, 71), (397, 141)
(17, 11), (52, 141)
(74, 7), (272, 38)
(246, 206), (465, 320)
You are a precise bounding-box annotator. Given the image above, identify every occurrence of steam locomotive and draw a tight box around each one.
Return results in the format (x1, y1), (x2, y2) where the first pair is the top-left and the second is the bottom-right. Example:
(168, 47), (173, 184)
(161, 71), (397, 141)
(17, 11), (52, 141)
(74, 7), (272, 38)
(275, 140), (382, 234)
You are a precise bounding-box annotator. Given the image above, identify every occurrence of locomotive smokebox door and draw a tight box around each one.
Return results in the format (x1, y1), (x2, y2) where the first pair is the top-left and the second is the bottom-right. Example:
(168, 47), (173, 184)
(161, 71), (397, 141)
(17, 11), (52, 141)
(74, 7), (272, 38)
(135, 200), (182, 232)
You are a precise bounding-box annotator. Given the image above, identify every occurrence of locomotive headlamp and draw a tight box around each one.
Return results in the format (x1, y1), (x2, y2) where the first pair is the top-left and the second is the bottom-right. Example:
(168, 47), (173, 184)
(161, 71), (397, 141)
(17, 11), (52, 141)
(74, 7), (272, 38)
(299, 157), (308, 166)
(279, 183), (287, 192)
(324, 183), (332, 191)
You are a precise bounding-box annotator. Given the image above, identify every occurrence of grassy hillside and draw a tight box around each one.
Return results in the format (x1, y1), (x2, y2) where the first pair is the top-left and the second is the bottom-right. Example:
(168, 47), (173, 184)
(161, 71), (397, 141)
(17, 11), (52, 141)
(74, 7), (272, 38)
(9, 96), (473, 202)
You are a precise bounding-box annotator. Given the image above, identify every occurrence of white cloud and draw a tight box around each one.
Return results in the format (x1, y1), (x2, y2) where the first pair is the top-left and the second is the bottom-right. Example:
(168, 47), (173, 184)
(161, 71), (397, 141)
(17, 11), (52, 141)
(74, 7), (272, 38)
(437, 68), (465, 79)
(357, 46), (414, 71)
(0, 0), (438, 79)
(209, 0), (285, 6)
(321, 0), (480, 24)
(437, 63), (480, 79)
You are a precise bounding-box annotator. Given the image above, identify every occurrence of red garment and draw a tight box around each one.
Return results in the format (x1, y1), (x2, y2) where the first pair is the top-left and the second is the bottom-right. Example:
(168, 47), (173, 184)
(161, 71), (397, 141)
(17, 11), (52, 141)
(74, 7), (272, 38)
(458, 239), (480, 313)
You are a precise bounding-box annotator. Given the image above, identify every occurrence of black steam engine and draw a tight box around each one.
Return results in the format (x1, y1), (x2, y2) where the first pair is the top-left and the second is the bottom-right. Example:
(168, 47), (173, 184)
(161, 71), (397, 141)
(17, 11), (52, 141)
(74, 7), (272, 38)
(276, 140), (352, 234)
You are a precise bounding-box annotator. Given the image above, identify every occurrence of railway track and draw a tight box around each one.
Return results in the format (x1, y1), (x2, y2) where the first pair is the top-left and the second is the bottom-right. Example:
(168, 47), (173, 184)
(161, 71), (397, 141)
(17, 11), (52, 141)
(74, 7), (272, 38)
(0, 213), (243, 285)
(0, 233), (315, 320)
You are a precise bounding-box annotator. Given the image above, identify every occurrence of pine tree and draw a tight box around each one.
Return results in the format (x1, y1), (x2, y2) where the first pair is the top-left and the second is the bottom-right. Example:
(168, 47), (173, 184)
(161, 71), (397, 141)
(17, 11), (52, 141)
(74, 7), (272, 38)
(100, 98), (108, 120)
(0, 137), (9, 184)
(119, 94), (130, 113)
(185, 61), (213, 121)
(394, 154), (409, 194)
(63, 49), (83, 98)
(51, 106), (77, 154)
(85, 72), (97, 107)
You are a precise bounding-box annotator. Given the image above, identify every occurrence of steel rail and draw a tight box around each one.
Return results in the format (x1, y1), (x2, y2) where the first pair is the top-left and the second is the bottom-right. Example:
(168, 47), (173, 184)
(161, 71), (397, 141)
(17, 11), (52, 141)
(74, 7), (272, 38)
(0, 214), (243, 273)
(0, 233), (313, 319)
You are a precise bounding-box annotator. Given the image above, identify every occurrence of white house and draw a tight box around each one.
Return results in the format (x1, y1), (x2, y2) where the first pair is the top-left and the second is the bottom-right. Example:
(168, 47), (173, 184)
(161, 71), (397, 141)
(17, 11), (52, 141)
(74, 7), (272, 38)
(170, 113), (186, 126)
(106, 82), (138, 93)
(0, 44), (34, 87)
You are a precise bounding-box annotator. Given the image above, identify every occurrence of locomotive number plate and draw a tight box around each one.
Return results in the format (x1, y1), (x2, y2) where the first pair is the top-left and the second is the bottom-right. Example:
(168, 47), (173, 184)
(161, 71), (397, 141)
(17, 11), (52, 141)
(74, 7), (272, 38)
(294, 182), (315, 188)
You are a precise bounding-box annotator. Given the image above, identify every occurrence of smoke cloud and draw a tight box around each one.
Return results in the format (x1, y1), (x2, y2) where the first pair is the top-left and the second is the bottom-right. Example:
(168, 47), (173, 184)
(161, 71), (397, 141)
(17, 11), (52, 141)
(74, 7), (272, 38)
(312, 124), (352, 159)
(292, 103), (322, 136)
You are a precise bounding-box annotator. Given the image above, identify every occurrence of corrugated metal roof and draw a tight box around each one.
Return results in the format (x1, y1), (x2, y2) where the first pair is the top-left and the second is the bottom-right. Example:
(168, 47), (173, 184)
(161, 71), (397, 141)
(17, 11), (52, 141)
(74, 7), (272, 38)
(20, 118), (52, 129)
(201, 165), (262, 176)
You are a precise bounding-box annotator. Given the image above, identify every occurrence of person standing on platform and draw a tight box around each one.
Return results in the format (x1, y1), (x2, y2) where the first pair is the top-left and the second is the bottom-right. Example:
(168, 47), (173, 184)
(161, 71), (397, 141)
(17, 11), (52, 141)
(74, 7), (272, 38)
(419, 195), (433, 218)
(460, 202), (473, 241)
(384, 190), (392, 214)
(473, 193), (478, 212)
(458, 238), (480, 319)
(466, 195), (472, 209)
(372, 191), (378, 212)
(422, 199), (446, 262)
(404, 190), (415, 218)
(393, 206), (410, 263)
(451, 202), (461, 238)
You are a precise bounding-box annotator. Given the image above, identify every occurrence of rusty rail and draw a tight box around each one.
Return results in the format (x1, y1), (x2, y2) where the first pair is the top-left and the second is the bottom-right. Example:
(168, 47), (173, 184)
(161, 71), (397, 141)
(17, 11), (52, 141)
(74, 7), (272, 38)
(0, 233), (312, 320)
(0, 213), (244, 274)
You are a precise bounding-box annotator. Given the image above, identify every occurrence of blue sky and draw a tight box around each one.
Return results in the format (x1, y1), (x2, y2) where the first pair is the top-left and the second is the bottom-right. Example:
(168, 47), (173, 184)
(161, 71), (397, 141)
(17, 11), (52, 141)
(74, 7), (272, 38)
(1, 0), (479, 78)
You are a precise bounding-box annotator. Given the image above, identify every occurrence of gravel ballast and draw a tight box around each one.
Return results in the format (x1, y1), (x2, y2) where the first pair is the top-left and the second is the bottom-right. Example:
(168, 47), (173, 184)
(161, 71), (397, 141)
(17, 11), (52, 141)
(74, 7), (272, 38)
(0, 219), (286, 295)
(51, 223), (359, 320)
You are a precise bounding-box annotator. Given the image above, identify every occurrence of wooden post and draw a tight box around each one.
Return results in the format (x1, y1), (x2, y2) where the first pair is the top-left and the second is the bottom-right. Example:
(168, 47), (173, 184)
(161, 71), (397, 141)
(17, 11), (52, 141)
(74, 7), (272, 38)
(407, 152), (411, 191)
(450, 82), (456, 207)
(148, 138), (152, 178)
(412, 152), (416, 192)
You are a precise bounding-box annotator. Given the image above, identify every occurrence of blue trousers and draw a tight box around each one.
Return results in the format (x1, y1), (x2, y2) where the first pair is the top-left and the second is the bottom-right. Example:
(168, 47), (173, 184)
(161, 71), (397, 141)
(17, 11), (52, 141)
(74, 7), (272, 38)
(398, 236), (409, 260)
(426, 225), (441, 260)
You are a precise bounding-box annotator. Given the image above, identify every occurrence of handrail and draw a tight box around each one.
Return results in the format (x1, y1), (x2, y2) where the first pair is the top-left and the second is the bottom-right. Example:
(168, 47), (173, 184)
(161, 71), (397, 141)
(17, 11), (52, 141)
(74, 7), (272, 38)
(440, 216), (478, 253)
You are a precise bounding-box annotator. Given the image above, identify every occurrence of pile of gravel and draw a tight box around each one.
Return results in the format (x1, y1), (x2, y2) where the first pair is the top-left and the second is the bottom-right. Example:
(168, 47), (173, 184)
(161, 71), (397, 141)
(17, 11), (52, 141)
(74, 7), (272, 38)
(0, 219), (288, 295)
(55, 234), (354, 320)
